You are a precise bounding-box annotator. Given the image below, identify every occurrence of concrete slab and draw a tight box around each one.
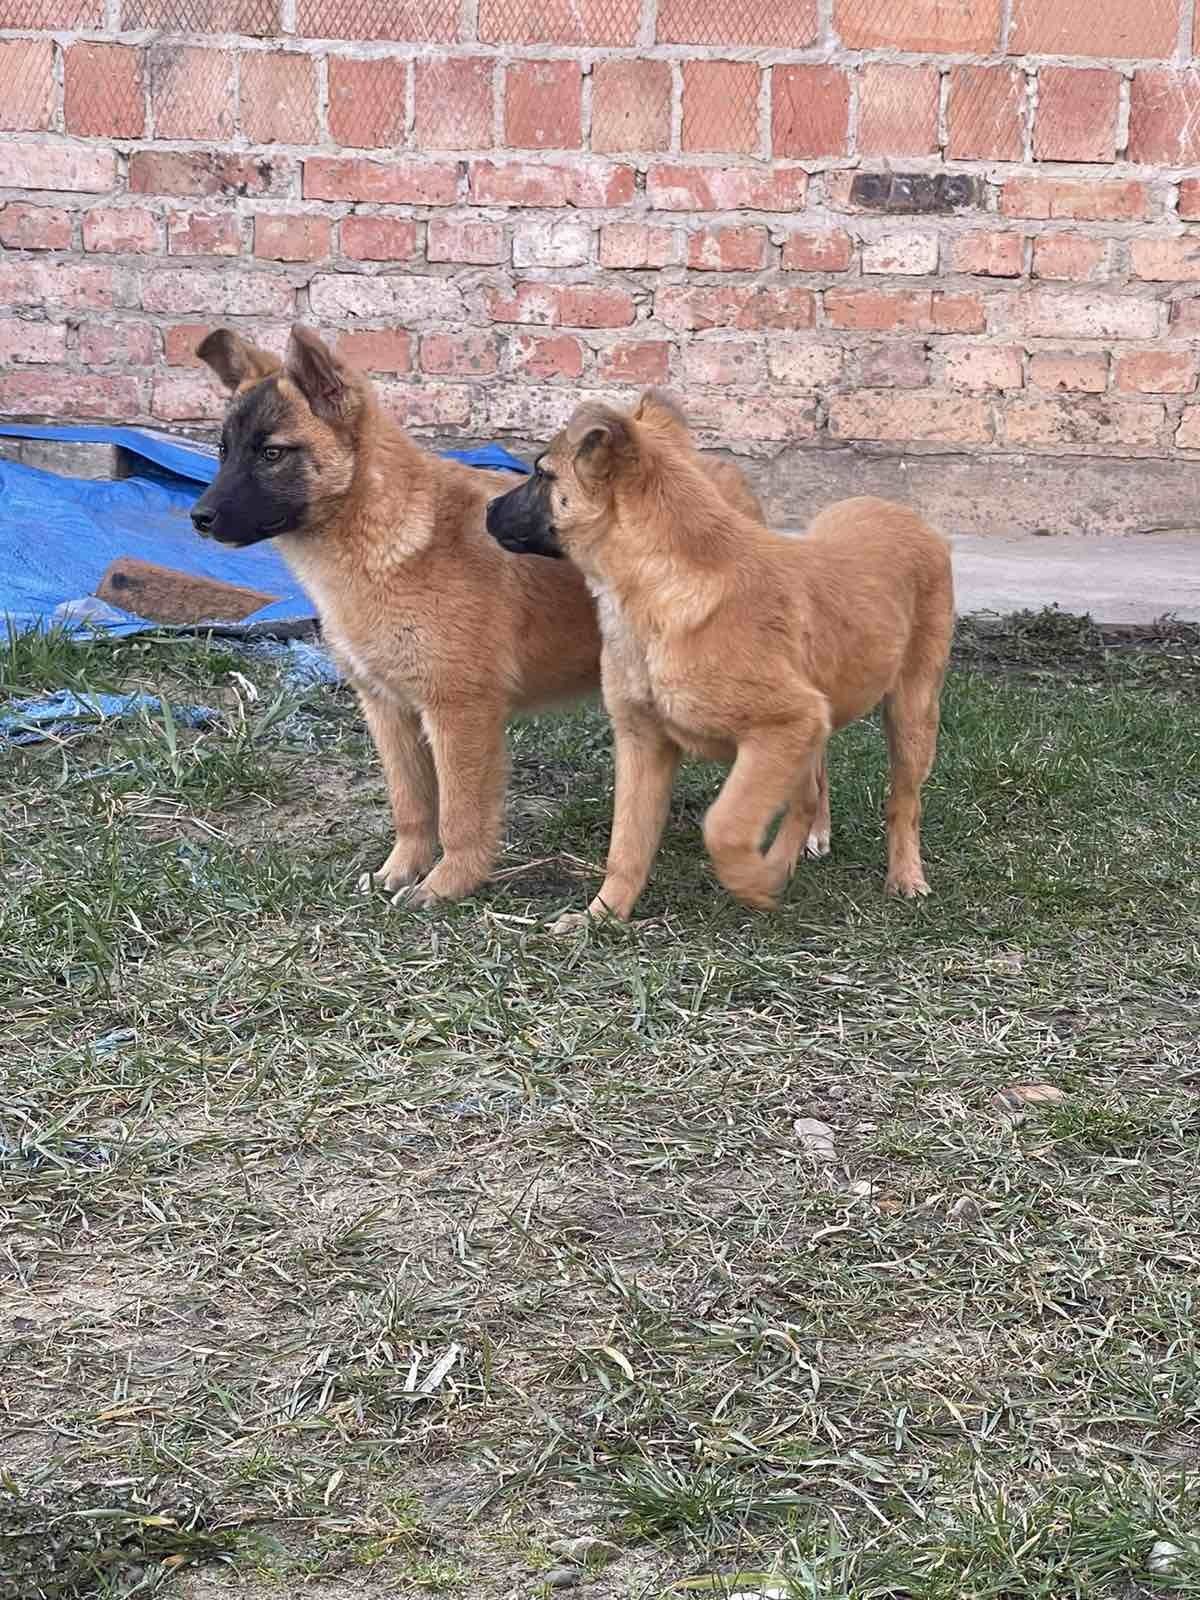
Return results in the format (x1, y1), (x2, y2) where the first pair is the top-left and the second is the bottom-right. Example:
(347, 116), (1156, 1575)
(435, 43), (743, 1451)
(950, 531), (1200, 625)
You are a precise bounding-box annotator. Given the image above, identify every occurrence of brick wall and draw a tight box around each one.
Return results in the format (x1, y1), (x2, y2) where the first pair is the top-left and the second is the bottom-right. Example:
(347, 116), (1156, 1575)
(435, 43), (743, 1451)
(3, 1), (1200, 530)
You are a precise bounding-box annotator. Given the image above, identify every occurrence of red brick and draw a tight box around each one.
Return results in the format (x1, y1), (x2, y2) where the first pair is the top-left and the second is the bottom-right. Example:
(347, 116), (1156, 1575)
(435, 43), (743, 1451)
(1000, 178), (1146, 222)
(781, 229), (853, 273)
(78, 321), (157, 366)
(129, 150), (291, 199)
(824, 289), (930, 332)
(0, 40), (54, 132)
(163, 322), (290, 368)
(647, 165), (807, 212)
(951, 232), (1024, 277)
(512, 219), (590, 267)
(687, 226), (768, 273)
(310, 273), (462, 321)
(480, 0), (638, 45)
(944, 345), (1023, 391)
(836, 0), (1001, 50)
(998, 289), (1161, 340)
(421, 333), (499, 378)
(1034, 68), (1119, 163)
(414, 55), (493, 150)
(658, 0), (815, 43)
(0, 321), (67, 365)
(296, 0), (459, 39)
(1176, 407), (1200, 448)
(933, 292), (986, 333)
(340, 216), (419, 262)
(487, 384), (616, 436)
(684, 339), (765, 387)
(505, 60), (581, 150)
(510, 334), (585, 380)
(598, 341), (670, 384)
(1128, 71), (1200, 165)
(377, 382), (474, 430)
(0, 260), (114, 311)
(858, 66), (940, 158)
(0, 204), (72, 251)
(0, 0), (102, 18)
(599, 223), (677, 269)
(151, 373), (225, 423)
(253, 213), (330, 262)
(1131, 237), (1200, 282)
(1032, 234), (1108, 282)
(591, 60), (672, 154)
(1029, 352), (1108, 393)
(327, 57), (406, 149)
(1178, 180), (1200, 220)
(240, 52), (317, 144)
(862, 232), (938, 276)
(150, 46), (233, 141)
(947, 66), (1025, 161)
(772, 66), (850, 159)
(684, 392), (817, 442)
(140, 267), (294, 317)
(830, 389), (991, 445)
(559, 285), (637, 328)
(427, 219), (506, 264)
(65, 43), (144, 139)
(1010, 0), (1178, 58)
(83, 206), (159, 254)
(1, 142), (116, 195)
(851, 343), (930, 388)
(486, 284), (564, 326)
(125, 0), (279, 27)
(334, 330), (413, 374)
(168, 210), (241, 256)
(768, 344), (844, 388)
(681, 61), (761, 155)
(0, 371), (142, 419)
(1114, 351), (1196, 394)
(655, 284), (815, 332)
(1170, 299), (1200, 337)
(469, 160), (632, 207)
(304, 158), (458, 206)
(1001, 397), (1164, 449)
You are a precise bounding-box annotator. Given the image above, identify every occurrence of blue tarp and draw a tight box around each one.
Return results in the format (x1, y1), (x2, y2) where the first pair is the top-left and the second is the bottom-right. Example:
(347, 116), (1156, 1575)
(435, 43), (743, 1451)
(0, 424), (529, 637)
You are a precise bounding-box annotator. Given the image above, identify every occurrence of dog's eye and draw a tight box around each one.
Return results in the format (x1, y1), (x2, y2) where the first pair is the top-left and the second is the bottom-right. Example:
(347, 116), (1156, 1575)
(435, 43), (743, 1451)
(217, 440), (226, 460)
(262, 446), (283, 463)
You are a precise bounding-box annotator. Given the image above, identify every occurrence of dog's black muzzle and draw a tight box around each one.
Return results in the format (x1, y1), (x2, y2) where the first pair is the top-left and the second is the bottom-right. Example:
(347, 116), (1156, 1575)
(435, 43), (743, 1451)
(485, 473), (563, 558)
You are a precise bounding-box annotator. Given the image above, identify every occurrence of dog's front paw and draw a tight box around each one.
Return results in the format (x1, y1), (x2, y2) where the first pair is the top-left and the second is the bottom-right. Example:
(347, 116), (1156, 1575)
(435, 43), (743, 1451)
(550, 908), (594, 936)
(886, 870), (930, 899)
(361, 843), (436, 897)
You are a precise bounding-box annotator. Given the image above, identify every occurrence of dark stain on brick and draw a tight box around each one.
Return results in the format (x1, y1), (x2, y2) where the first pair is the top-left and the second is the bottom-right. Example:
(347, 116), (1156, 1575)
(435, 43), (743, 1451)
(850, 172), (982, 213)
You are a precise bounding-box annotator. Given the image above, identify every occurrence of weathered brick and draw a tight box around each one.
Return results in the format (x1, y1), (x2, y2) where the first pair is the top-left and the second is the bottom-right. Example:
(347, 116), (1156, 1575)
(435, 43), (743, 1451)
(824, 288), (930, 332)
(998, 288), (1161, 340)
(683, 339), (766, 386)
(999, 177), (1146, 222)
(829, 389), (992, 444)
(944, 345), (1023, 391)
(168, 210), (241, 256)
(559, 285), (637, 327)
(0, 0), (102, 17)
(1175, 407), (1200, 448)
(0, 371), (142, 419)
(83, 206), (160, 254)
(1028, 352), (1108, 393)
(0, 142), (116, 194)
(297, 0), (459, 39)
(340, 216), (420, 262)
(468, 161), (634, 208)
(767, 343), (844, 388)
(253, 213), (330, 262)
(150, 46), (233, 141)
(781, 229), (854, 273)
(1114, 351), (1196, 394)
(647, 165), (807, 212)
(656, 284), (815, 332)
(164, 322), (290, 367)
(1010, 0), (1178, 59)
(140, 267), (294, 317)
(932, 292), (986, 333)
(486, 283), (565, 326)
(1001, 397), (1165, 449)
(591, 60), (672, 154)
(414, 55), (494, 150)
(599, 223), (677, 269)
(152, 373), (225, 423)
(1131, 237), (1200, 282)
(658, 0), (816, 44)
(850, 342), (930, 389)
(0, 40), (54, 132)
(304, 159), (458, 206)
(597, 341), (670, 383)
(334, 329), (413, 374)
(421, 333), (499, 377)
(510, 334), (586, 379)
(681, 61), (761, 155)
(0, 204), (73, 251)
(687, 226), (768, 273)
(309, 273), (462, 322)
(0, 260), (115, 311)
(1169, 299), (1200, 337)
(950, 232), (1024, 277)
(65, 43), (144, 138)
(480, 0), (638, 45)
(130, 150), (290, 199)
(505, 60), (582, 150)
(947, 66), (1025, 162)
(1178, 180), (1200, 221)
(862, 232), (938, 276)
(487, 385), (614, 436)
(684, 393), (817, 441)
(858, 66), (939, 158)
(836, 0), (1001, 50)
(0, 321), (67, 364)
(827, 170), (984, 216)
(377, 382), (474, 430)
(241, 52), (318, 144)
(1032, 234), (1108, 282)
(512, 220), (591, 268)
(772, 66), (850, 159)
(427, 219), (506, 264)
(1033, 68), (1119, 163)
(327, 57), (406, 148)
(79, 321), (157, 366)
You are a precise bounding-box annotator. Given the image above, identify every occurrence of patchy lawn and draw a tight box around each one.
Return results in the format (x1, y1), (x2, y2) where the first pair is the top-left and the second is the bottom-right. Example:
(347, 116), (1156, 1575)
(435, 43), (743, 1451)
(2, 613), (1199, 1600)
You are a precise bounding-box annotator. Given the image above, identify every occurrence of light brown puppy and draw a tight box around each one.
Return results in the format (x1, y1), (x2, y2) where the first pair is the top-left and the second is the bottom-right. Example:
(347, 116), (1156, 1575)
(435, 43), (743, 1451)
(486, 393), (954, 925)
(193, 328), (764, 907)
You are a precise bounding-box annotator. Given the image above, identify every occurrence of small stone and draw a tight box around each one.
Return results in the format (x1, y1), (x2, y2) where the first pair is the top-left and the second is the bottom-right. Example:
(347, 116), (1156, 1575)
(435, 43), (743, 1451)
(548, 1536), (621, 1568)
(1148, 1539), (1184, 1574)
(793, 1118), (837, 1161)
(993, 1083), (1067, 1116)
(545, 1567), (582, 1589)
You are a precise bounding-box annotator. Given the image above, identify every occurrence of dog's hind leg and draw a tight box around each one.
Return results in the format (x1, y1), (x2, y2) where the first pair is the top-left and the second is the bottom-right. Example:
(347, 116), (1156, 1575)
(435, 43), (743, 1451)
(358, 697), (439, 895)
(764, 750), (831, 884)
(881, 668), (943, 898)
(403, 702), (509, 906)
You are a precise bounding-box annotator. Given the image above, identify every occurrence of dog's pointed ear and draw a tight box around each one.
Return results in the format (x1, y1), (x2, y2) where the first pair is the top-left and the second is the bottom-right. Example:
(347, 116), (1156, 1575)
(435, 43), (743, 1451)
(196, 329), (280, 392)
(567, 401), (635, 485)
(285, 324), (359, 423)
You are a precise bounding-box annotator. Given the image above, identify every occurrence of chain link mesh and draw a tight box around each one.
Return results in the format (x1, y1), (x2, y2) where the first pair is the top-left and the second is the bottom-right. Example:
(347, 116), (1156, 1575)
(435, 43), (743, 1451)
(478, 0), (640, 46)
(657, 0), (799, 45)
(121, 0), (280, 32)
(293, 0), (460, 39)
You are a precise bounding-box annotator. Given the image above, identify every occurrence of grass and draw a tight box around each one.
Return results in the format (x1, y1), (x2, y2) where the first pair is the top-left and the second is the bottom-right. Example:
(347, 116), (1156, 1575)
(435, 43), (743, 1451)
(1, 610), (1198, 1600)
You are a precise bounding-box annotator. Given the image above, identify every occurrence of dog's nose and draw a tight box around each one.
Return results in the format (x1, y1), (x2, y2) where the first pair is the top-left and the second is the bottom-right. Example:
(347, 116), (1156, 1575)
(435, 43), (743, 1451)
(190, 506), (215, 534)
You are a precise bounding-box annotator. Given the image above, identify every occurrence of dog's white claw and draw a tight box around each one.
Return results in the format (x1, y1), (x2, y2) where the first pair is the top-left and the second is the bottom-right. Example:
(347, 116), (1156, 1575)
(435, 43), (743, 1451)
(550, 909), (593, 937)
